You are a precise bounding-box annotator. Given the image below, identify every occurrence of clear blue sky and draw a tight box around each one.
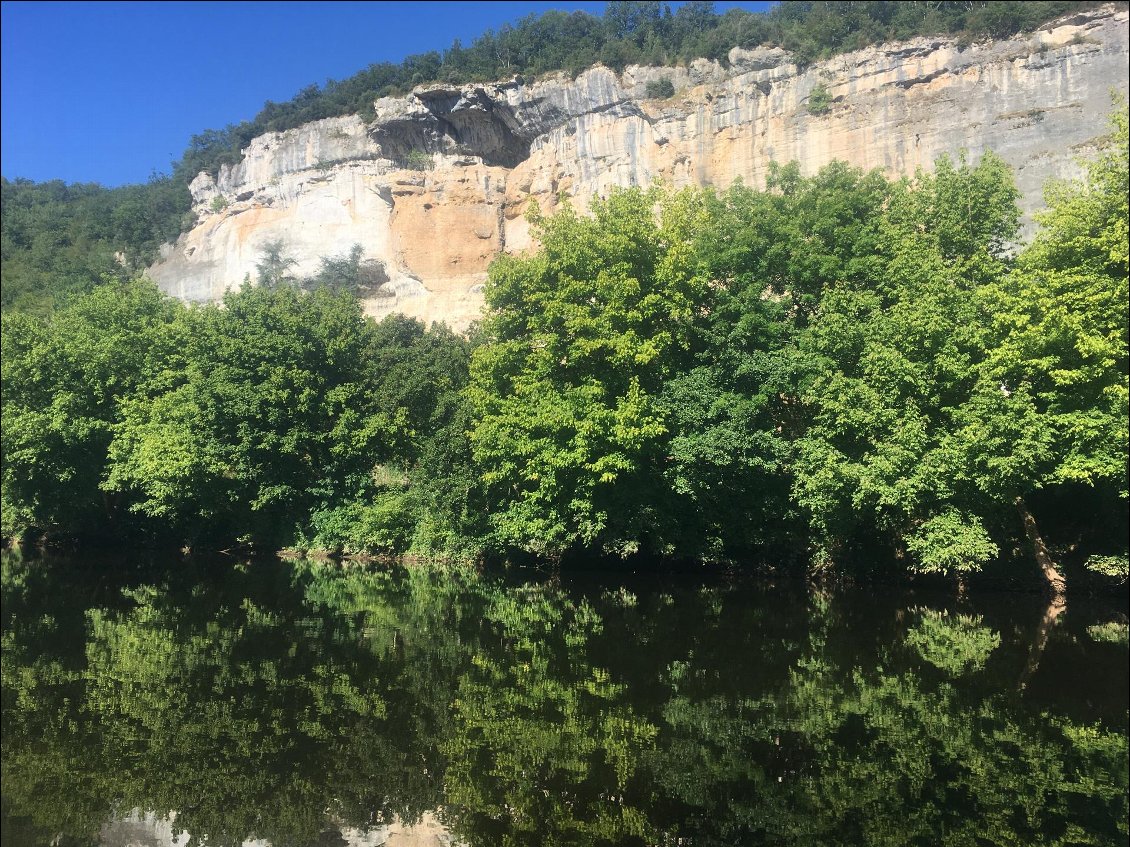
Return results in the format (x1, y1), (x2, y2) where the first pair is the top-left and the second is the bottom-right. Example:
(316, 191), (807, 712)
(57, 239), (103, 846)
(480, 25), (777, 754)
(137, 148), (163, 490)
(1, 1), (774, 187)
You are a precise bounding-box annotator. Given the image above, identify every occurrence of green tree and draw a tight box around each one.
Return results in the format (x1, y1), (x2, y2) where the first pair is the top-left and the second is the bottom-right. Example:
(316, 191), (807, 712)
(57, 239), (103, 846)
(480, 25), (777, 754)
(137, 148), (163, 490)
(953, 106), (1129, 597)
(255, 239), (298, 290)
(1, 279), (183, 540)
(467, 188), (710, 557)
(304, 243), (390, 296)
(807, 82), (832, 114)
(656, 164), (893, 559)
(301, 315), (475, 554)
(791, 152), (1021, 574)
(1, 176), (191, 315)
(103, 286), (388, 548)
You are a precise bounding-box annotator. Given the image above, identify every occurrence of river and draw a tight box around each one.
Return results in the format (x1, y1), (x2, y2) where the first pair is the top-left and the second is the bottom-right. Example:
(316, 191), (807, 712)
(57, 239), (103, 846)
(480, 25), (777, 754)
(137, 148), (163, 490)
(2, 551), (1126, 846)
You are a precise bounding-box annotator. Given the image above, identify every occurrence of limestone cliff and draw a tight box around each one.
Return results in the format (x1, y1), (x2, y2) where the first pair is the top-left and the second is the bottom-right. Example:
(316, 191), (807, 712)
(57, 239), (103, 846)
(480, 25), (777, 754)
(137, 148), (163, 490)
(150, 6), (1129, 330)
(98, 809), (457, 846)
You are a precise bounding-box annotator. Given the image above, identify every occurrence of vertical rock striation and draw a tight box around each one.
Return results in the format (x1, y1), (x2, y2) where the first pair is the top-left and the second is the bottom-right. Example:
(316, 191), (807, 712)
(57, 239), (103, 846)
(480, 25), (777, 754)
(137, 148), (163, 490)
(149, 6), (1129, 330)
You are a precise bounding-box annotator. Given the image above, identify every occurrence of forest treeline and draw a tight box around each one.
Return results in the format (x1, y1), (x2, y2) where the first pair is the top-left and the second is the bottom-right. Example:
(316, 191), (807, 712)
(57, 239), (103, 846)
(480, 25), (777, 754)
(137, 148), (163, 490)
(3, 109), (1126, 595)
(1, 1), (1110, 314)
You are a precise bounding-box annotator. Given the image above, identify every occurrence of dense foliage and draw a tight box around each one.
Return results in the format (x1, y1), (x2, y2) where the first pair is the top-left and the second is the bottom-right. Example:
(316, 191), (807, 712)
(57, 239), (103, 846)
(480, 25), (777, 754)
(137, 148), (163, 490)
(2, 282), (471, 555)
(0, 175), (190, 314)
(1, 1), (1106, 315)
(3, 109), (1127, 593)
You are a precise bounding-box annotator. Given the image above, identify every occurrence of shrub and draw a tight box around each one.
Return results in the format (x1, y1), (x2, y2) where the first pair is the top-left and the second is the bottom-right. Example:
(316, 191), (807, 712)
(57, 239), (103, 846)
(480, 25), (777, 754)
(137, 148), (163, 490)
(209, 195), (229, 213)
(404, 149), (434, 171)
(645, 77), (675, 99)
(807, 82), (832, 115)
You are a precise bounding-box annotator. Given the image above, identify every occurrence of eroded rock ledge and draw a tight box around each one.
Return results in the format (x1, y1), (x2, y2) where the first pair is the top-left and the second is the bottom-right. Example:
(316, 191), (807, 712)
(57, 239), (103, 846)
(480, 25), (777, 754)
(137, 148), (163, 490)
(150, 6), (1129, 330)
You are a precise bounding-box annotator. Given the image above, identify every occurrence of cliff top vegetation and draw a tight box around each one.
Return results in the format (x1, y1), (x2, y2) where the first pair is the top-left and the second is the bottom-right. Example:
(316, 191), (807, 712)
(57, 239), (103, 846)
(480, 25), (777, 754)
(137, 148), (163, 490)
(1, 1), (1116, 315)
(176, 1), (1111, 180)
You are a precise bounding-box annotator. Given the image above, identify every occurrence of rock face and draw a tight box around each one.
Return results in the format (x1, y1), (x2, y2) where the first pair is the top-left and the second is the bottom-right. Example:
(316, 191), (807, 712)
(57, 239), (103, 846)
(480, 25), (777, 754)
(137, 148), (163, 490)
(98, 809), (459, 846)
(150, 6), (1129, 330)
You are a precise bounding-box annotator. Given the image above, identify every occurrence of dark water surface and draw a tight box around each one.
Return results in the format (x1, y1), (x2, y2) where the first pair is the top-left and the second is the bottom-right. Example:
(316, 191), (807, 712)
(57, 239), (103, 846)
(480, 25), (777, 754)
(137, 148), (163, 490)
(2, 551), (1127, 846)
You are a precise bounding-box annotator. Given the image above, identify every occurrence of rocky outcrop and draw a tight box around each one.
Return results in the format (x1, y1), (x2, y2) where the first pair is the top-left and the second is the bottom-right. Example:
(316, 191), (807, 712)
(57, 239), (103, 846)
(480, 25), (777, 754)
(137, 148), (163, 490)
(98, 809), (459, 846)
(150, 6), (1130, 330)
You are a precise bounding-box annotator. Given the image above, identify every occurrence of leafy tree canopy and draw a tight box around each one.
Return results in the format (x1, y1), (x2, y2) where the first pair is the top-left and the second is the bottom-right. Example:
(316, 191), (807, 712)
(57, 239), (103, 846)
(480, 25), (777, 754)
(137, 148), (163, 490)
(2, 107), (1126, 593)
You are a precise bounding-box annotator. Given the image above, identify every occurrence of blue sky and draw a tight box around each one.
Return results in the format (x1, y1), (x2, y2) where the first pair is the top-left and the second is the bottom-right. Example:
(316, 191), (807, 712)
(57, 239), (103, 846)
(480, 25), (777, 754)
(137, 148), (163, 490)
(2, 1), (774, 187)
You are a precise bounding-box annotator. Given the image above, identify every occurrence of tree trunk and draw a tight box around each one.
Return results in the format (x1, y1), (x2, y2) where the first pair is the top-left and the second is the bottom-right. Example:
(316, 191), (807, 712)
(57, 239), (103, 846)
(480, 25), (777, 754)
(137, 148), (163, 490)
(1019, 594), (1066, 692)
(1015, 496), (1067, 600)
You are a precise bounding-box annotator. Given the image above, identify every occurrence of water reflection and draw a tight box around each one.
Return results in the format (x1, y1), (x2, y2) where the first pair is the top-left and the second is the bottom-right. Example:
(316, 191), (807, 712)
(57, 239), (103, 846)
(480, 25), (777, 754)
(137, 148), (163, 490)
(2, 553), (1126, 846)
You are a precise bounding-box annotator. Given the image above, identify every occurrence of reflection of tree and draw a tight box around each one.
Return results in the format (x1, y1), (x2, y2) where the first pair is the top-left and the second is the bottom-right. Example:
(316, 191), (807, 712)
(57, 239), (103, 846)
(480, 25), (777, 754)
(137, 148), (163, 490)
(1018, 595), (1067, 692)
(83, 582), (389, 844)
(443, 583), (659, 846)
(1, 555), (114, 844)
(1086, 619), (1129, 646)
(299, 560), (483, 825)
(1, 556), (461, 846)
(643, 592), (1128, 846)
(906, 607), (1000, 676)
(3, 555), (1126, 847)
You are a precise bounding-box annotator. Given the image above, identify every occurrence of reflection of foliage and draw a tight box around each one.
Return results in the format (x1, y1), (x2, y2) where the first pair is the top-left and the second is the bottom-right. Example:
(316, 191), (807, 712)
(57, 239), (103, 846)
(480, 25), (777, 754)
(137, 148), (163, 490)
(650, 594), (1127, 846)
(770, 667), (1125, 846)
(648, 690), (776, 844)
(1085, 553), (1129, 583)
(906, 607), (1000, 676)
(1087, 621), (1129, 646)
(1, 556), (460, 846)
(3, 554), (1127, 847)
(82, 579), (396, 845)
(444, 583), (658, 845)
(0, 555), (110, 842)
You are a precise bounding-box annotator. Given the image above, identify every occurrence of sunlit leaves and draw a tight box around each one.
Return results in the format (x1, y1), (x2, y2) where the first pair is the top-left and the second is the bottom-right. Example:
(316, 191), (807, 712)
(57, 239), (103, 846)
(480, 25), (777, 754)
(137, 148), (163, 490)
(791, 135), (1127, 578)
(468, 188), (708, 556)
(1, 279), (182, 538)
(963, 106), (1130, 502)
(103, 287), (382, 545)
